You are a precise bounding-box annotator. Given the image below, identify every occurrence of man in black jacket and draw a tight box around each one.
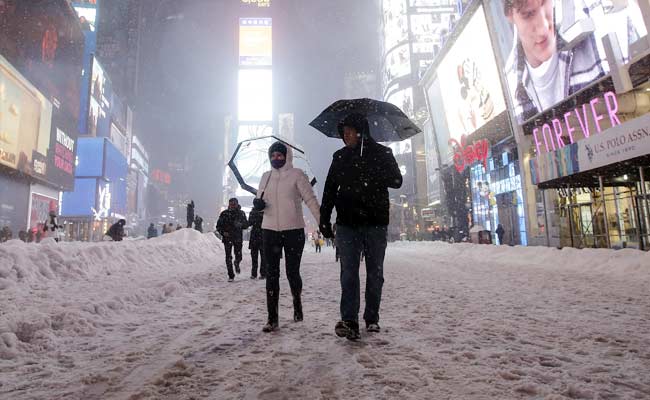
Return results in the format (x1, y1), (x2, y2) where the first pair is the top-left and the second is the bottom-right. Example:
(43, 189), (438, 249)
(216, 198), (248, 281)
(248, 206), (265, 279)
(320, 113), (402, 340)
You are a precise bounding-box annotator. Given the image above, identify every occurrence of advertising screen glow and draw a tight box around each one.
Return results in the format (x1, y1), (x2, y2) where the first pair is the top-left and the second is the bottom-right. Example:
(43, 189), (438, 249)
(238, 69), (272, 122)
(487, 0), (648, 124)
(436, 5), (507, 142)
(239, 18), (272, 66)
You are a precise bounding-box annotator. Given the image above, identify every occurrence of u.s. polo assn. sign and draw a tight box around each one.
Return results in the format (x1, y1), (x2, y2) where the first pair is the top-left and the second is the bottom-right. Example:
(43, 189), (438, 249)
(577, 113), (650, 172)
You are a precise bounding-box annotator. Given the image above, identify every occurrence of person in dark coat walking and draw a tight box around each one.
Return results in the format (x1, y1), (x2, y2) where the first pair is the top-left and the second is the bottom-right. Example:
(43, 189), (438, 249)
(248, 206), (266, 279)
(496, 224), (505, 245)
(194, 215), (203, 233)
(106, 219), (126, 241)
(187, 200), (195, 228)
(147, 223), (158, 239)
(320, 113), (402, 340)
(216, 198), (248, 281)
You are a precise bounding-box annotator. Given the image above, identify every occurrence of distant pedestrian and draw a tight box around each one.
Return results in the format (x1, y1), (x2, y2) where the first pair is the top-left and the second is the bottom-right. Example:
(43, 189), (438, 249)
(106, 219), (126, 241)
(216, 198), (248, 281)
(43, 210), (61, 242)
(496, 224), (505, 245)
(0, 226), (12, 242)
(194, 215), (203, 233)
(248, 203), (266, 279)
(187, 200), (195, 228)
(147, 223), (158, 239)
(314, 232), (322, 253)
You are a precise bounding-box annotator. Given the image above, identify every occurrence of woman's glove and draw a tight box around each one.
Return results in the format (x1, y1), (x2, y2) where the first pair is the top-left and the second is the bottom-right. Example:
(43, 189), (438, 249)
(253, 198), (266, 211)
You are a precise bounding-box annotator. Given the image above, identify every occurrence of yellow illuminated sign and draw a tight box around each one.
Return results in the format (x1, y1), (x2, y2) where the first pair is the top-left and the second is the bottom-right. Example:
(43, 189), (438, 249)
(239, 18), (272, 66)
(241, 0), (270, 7)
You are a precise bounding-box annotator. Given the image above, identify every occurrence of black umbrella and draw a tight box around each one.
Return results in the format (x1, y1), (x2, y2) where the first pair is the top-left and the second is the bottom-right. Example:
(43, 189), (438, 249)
(309, 98), (421, 142)
(227, 135), (317, 196)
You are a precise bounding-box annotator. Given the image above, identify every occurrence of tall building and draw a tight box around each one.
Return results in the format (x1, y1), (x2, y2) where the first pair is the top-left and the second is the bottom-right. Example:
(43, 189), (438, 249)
(379, 0), (466, 237)
(0, 0), (84, 239)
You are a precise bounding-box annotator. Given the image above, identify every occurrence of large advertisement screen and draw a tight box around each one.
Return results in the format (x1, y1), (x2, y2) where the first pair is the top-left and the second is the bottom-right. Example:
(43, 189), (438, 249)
(486, 0), (648, 124)
(239, 18), (272, 66)
(30, 192), (59, 232)
(423, 118), (441, 205)
(0, 0), (84, 122)
(0, 56), (52, 174)
(48, 107), (77, 190)
(436, 5), (507, 143)
(384, 44), (411, 86)
(75, 137), (104, 177)
(238, 69), (272, 122)
(88, 57), (111, 137)
(61, 177), (97, 217)
(382, 0), (408, 51)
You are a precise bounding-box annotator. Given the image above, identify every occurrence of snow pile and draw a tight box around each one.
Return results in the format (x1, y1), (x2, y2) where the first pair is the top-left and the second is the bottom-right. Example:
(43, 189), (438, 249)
(390, 241), (650, 278)
(0, 228), (221, 289)
(0, 229), (223, 360)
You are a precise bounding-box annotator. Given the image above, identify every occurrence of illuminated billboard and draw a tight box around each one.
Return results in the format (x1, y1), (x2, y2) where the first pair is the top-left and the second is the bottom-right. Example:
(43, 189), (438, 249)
(239, 18), (272, 66)
(486, 0), (648, 124)
(241, 0), (271, 7)
(238, 69), (273, 122)
(436, 5), (507, 142)
(0, 0), (84, 122)
(382, 0), (408, 51)
(0, 56), (52, 173)
(384, 44), (411, 85)
(88, 57), (111, 137)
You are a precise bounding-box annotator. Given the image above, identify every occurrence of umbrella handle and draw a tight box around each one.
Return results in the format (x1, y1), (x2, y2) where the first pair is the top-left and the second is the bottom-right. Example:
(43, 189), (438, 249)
(259, 171), (272, 200)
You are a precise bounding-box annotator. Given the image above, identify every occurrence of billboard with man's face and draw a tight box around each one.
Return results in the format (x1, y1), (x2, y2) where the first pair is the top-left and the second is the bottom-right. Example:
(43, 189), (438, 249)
(486, 0), (648, 124)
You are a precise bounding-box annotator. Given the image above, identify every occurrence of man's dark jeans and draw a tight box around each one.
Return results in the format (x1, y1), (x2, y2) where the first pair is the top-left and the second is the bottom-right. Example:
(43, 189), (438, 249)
(336, 225), (387, 324)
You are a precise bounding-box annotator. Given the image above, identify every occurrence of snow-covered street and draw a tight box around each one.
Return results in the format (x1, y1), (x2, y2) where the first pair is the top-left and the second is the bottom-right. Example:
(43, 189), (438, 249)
(1, 231), (650, 399)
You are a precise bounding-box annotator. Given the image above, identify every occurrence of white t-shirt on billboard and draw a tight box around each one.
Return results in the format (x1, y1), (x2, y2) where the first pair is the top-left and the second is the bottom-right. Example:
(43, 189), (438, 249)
(527, 51), (565, 112)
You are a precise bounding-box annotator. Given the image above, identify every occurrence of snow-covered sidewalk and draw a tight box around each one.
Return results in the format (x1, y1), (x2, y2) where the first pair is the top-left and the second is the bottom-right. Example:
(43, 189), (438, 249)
(1, 235), (649, 399)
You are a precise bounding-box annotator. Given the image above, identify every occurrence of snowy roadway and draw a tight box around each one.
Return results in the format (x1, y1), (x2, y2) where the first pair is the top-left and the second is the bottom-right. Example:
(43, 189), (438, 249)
(1, 230), (649, 399)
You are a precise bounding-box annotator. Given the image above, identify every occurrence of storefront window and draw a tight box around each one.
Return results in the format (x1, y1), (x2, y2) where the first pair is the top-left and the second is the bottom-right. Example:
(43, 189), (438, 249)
(470, 146), (527, 245)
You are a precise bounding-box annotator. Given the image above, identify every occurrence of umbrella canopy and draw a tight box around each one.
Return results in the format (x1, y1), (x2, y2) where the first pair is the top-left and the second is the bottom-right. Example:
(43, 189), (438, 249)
(227, 135), (317, 196)
(309, 98), (421, 142)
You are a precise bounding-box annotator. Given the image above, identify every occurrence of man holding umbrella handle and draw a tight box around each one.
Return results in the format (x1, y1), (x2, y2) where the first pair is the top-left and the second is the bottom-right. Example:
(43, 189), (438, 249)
(319, 113), (403, 341)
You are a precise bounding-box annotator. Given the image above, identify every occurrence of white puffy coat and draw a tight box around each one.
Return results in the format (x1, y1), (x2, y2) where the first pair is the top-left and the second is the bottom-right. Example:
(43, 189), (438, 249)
(257, 147), (320, 232)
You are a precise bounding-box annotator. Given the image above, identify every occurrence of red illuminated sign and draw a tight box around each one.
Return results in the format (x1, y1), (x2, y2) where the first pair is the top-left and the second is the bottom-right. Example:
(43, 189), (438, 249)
(449, 135), (489, 173)
(152, 169), (171, 185)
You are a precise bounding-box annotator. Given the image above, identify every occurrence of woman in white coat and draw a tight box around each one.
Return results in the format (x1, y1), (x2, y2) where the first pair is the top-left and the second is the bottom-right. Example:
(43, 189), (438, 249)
(254, 141), (320, 332)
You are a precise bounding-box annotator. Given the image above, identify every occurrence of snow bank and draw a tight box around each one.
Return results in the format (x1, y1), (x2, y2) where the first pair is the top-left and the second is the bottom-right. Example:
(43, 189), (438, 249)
(0, 228), (222, 289)
(390, 241), (650, 278)
(0, 229), (223, 360)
